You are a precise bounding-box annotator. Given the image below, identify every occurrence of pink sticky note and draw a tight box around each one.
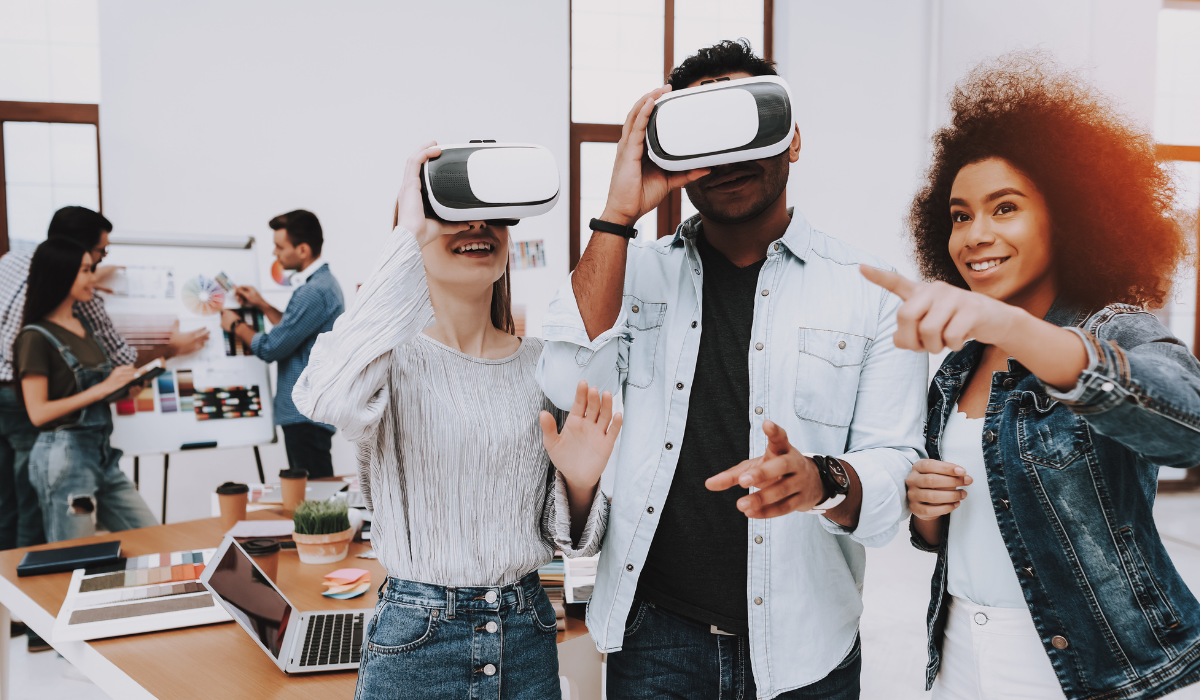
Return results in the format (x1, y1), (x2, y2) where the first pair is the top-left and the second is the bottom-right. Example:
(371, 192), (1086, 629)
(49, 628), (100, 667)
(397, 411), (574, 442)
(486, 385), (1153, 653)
(324, 568), (370, 585)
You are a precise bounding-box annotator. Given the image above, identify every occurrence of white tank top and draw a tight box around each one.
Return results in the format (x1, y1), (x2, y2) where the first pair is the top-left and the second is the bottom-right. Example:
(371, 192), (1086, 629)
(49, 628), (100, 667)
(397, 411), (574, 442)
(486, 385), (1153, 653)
(943, 406), (1027, 608)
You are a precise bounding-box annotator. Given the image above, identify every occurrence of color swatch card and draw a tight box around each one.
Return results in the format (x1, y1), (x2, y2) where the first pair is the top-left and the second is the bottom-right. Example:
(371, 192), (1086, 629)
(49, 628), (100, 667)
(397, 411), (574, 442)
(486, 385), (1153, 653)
(54, 548), (231, 641)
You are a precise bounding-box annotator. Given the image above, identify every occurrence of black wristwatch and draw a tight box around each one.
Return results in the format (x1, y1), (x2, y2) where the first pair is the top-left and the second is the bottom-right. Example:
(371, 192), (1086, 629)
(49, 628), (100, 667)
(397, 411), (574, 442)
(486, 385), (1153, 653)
(811, 455), (850, 514)
(589, 218), (638, 240)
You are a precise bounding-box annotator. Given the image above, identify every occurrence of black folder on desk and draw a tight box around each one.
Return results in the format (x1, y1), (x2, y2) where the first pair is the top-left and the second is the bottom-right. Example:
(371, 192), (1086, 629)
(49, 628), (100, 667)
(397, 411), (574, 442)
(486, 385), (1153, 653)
(17, 541), (122, 577)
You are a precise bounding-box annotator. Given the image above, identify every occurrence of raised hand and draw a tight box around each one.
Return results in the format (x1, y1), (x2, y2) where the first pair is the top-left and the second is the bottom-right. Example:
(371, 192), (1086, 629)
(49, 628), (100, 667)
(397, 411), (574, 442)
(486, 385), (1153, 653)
(859, 265), (1022, 354)
(600, 87), (709, 227)
(906, 459), (972, 520)
(395, 141), (473, 248)
(540, 381), (622, 494)
(705, 420), (827, 519)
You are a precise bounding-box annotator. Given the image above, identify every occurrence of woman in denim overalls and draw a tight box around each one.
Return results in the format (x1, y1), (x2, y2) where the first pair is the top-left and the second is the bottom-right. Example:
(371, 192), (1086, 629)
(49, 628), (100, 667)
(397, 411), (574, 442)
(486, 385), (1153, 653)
(16, 239), (157, 542)
(861, 55), (1200, 700)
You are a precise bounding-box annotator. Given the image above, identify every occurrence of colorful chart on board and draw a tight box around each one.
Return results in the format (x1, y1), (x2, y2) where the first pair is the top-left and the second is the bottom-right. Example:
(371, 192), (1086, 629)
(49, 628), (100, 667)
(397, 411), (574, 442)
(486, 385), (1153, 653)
(180, 276), (226, 315)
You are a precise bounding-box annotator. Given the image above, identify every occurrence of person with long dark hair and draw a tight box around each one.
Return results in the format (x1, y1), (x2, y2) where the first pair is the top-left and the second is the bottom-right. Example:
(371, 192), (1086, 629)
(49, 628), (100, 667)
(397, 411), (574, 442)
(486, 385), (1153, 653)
(15, 238), (157, 542)
(294, 142), (619, 698)
(861, 53), (1200, 699)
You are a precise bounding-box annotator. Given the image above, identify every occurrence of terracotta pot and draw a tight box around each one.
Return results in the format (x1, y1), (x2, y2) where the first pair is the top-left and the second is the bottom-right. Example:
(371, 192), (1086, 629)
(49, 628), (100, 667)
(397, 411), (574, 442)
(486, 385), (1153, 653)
(292, 527), (354, 564)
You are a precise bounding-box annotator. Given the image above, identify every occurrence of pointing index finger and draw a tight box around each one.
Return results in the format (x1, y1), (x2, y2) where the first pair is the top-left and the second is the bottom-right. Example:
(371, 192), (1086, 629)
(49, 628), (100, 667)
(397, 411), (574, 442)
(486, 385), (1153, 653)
(859, 264), (917, 301)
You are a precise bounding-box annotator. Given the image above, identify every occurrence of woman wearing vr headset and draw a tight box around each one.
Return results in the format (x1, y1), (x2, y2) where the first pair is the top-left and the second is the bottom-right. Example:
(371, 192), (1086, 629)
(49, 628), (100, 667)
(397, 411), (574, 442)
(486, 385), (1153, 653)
(861, 53), (1200, 699)
(293, 142), (618, 699)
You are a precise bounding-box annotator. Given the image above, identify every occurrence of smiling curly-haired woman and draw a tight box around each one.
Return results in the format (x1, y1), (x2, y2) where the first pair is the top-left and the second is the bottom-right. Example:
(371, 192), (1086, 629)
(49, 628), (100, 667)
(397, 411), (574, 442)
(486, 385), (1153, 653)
(859, 52), (1200, 700)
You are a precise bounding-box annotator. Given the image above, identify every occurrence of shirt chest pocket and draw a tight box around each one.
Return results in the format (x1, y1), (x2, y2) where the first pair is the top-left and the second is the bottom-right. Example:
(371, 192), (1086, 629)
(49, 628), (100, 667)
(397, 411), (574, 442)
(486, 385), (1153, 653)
(618, 296), (667, 389)
(794, 328), (870, 427)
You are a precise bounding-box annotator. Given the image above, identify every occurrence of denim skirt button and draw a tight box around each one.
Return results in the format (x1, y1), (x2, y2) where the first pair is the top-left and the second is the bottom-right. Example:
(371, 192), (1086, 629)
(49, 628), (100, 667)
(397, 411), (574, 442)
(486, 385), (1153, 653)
(985, 430), (996, 444)
(483, 664), (496, 676)
(1002, 378), (1017, 390)
(484, 590), (497, 603)
(1052, 635), (1069, 649)
(486, 621), (498, 633)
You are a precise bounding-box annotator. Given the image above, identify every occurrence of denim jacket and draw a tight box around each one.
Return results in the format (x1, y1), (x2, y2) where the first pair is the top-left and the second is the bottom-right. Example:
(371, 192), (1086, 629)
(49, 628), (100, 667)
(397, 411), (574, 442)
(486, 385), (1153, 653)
(914, 300), (1200, 700)
(538, 210), (927, 699)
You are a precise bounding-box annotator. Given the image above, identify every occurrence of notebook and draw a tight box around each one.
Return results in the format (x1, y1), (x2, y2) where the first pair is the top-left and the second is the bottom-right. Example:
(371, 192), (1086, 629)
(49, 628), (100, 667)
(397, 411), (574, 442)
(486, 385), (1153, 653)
(17, 541), (122, 577)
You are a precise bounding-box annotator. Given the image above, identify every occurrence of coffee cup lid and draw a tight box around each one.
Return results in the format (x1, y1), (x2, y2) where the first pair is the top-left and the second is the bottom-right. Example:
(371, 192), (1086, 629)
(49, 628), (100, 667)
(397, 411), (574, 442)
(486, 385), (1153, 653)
(279, 469), (308, 479)
(216, 481), (249, 495)
(241, 538), (281, 556)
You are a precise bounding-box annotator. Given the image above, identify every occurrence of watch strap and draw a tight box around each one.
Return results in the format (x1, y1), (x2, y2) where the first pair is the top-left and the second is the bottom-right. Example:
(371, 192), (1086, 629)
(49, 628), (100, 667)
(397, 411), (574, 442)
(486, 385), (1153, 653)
(589, 218), (638, 240)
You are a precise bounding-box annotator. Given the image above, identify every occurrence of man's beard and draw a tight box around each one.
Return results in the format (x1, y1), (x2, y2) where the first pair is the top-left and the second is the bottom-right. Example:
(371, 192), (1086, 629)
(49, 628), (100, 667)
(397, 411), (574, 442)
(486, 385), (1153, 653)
(684, 152), (790, 225)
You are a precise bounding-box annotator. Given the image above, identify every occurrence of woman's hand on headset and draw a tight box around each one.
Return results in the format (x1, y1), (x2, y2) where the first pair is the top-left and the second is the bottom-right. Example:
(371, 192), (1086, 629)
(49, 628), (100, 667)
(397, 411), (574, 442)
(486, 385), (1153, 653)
(395, 141), (474, 249)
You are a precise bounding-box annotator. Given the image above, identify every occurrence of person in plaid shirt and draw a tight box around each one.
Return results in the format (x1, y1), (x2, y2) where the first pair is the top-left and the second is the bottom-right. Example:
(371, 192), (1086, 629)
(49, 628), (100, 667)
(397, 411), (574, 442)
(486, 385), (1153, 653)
(0, 207), (208, 555)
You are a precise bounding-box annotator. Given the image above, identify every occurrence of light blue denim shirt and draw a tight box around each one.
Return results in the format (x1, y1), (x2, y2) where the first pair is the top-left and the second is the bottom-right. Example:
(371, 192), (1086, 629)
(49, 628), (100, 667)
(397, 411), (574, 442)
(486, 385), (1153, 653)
(536, 210), (927, 699)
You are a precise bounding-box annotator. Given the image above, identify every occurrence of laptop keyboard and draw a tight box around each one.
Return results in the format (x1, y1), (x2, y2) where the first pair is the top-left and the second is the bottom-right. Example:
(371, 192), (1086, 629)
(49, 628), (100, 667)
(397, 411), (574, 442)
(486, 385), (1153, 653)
(300, 612), (365, 667)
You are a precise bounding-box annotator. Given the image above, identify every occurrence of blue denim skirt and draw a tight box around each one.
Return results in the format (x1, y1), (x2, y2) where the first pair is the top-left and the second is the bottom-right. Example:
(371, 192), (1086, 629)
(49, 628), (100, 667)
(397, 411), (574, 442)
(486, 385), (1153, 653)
(354, 572), (561, 700)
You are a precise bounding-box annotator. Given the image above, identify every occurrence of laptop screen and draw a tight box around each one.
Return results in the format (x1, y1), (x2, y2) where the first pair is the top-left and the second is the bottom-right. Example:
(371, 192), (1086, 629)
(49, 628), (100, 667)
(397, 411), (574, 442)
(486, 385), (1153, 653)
(207, 542), (293, 659)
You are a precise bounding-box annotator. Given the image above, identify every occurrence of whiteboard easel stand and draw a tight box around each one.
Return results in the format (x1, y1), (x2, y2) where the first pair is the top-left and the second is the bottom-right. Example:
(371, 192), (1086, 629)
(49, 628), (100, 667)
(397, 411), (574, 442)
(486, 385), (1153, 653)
(143, 443), (269, 524)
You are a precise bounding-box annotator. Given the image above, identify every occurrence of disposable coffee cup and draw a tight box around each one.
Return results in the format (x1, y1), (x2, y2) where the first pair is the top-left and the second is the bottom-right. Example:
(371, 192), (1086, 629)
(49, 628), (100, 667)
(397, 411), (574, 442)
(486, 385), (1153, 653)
(279, 469), (308, 513)
(216, 482), (249, 531)
(242, 538), (281, 580)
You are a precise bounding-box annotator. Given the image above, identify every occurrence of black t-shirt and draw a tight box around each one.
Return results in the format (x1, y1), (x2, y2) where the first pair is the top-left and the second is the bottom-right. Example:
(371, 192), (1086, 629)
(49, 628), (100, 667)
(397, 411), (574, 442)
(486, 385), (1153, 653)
(636, 231), (764, 635)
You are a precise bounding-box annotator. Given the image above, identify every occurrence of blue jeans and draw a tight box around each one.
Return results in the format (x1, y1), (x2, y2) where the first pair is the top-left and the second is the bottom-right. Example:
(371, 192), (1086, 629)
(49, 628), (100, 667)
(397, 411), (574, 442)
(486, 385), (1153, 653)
(355, 572), (561, 700)
(0, 386), (44, 549)
(607, 599), (861, 700)
(29, 425), (157, 542)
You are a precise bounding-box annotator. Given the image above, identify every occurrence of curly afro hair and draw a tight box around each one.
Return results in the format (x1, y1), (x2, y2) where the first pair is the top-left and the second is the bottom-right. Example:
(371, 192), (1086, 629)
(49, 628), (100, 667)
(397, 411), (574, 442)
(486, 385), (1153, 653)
(668, 39), (775, 91)
(909, 51), (1189, 309)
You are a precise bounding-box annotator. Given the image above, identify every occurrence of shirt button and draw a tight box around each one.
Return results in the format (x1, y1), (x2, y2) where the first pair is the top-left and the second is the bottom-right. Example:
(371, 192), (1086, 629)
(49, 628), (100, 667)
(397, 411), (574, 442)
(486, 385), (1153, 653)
(755, 406), (763, 415)
(984, 430), (996, 444)
(1052, 635), (1069, 649)
(754, 535), (763, 544)
(838, 340), (846, 349)
(665, 442), (673, 450)
(626, 564), (634, 572)
(1002, 377), (1017, 390)
(754, 597), (763, 605)
(647, 506), (654, 514)
(973, 612), (988, 625)
(692, 321), (698, 328)
(486, 621), (498, 633)
(755, 343), (763, 351)
(774, 243), (780, 251)
(694, 268), (700, 275)
(483, 664), (496, 676)
(761, 289), (769, 296)
(631, 305), (639, 313)
(484, 590), (497, 603)
(676, 382), (684, 390)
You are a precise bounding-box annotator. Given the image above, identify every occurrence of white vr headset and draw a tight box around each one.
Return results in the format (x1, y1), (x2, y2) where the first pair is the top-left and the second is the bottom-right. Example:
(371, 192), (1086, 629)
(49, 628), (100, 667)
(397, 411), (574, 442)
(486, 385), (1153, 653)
(645, 75), (795, 171)
(421, 141), (560, 225)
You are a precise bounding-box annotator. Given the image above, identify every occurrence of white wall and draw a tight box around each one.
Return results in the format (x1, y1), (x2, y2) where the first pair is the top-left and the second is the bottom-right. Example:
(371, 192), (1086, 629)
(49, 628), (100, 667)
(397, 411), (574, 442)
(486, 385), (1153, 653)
(774, 0), (1160, 279)
(98, 0), (570, 522)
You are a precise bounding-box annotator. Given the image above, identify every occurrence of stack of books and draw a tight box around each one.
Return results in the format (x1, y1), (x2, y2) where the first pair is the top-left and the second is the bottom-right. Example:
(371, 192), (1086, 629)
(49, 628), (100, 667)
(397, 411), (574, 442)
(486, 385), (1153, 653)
(565, 553), (599, 604)
(537, 552), (567, 630)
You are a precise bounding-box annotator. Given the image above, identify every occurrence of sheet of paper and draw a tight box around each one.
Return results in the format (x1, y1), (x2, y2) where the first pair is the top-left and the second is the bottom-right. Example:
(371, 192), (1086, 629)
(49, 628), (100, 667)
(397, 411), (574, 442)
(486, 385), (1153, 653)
(225, 521), (294, 538)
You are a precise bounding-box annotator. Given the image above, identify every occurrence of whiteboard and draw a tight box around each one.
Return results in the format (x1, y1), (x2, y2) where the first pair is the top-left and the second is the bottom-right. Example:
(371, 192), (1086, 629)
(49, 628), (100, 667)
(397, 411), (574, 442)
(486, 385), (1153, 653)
(100, 236), (277, 455)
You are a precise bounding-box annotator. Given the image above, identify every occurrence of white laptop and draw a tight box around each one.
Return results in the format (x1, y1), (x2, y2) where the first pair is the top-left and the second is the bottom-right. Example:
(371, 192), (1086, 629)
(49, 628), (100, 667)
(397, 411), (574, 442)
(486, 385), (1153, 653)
(200, 537), (375, 673)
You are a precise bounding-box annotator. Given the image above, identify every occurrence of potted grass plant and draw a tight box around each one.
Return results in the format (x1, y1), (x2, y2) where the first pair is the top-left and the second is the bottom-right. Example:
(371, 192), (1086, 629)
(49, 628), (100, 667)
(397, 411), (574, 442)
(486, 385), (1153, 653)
(292, 500), (354, 564)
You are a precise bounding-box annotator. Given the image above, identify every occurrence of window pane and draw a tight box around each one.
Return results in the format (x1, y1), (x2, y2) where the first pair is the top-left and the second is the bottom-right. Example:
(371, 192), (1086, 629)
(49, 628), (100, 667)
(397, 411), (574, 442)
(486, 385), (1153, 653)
(1156, 8), (1200, 146)
(4, 120), (100, 250)
(1162, 161), (1200, 351)
(579, 142), (656, 256)
(572, 0), (665, 124)
(673, 0), (763, 68)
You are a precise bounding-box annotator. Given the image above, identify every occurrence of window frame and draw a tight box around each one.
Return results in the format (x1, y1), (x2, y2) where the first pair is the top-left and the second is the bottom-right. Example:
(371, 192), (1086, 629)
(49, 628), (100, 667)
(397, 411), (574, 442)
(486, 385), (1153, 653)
(0, 100), (103, 256)
(568, 0), (774, 269)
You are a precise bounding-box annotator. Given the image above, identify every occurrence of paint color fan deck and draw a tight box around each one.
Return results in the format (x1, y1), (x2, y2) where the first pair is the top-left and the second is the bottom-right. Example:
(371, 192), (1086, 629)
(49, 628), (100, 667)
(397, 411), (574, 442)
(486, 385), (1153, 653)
(53, 548), (232, 641)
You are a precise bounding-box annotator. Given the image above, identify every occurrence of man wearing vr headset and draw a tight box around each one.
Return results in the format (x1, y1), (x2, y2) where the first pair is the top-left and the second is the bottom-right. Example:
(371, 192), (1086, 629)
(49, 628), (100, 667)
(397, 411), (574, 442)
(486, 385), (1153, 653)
(538, 40), (925, 699)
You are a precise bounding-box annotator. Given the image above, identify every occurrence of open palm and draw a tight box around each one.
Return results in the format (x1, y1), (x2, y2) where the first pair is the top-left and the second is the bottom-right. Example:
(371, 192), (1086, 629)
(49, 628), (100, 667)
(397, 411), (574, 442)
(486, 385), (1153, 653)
(540, 381), (622, 491)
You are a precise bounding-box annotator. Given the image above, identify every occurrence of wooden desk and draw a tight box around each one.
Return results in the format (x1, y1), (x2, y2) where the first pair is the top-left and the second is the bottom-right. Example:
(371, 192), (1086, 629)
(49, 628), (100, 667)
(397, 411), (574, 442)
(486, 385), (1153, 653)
(0, 510), (601, 700)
